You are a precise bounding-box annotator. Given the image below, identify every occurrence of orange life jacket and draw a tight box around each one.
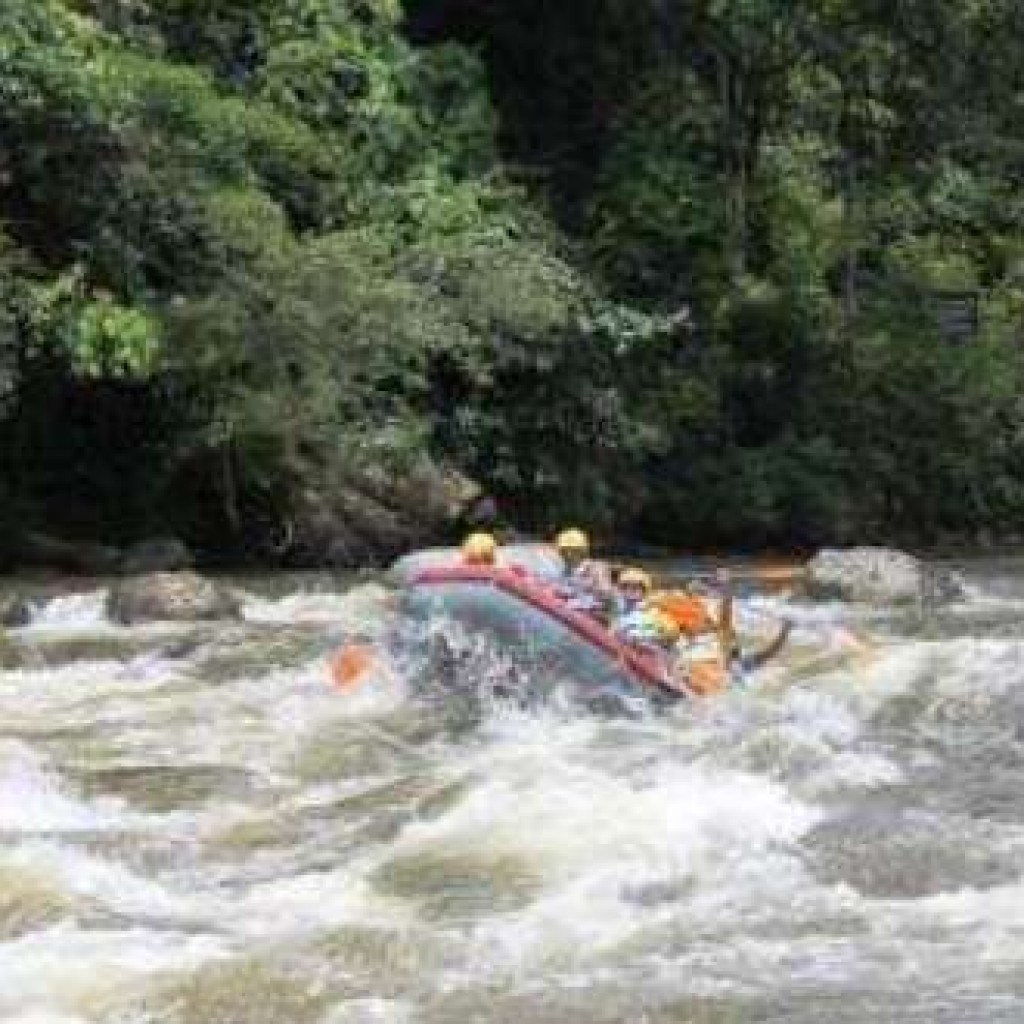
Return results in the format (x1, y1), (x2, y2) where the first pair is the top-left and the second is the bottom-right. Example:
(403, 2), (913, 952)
(649, 591), (716, 637)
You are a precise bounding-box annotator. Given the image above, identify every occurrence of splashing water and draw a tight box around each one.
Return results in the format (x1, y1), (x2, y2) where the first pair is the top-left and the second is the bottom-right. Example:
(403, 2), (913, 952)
(2, 566), (1024, 1022)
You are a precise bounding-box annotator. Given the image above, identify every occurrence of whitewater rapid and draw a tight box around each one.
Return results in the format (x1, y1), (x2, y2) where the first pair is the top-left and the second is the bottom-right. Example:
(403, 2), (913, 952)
(2, 566), (1024, 1023)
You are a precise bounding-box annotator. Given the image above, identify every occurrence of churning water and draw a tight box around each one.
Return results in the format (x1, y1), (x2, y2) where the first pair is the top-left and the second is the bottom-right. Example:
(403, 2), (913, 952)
(2, 564), (1024, 1023)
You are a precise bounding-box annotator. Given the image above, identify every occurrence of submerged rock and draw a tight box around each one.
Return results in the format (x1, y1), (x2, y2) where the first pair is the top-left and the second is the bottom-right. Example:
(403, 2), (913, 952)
(106, 571), (240, 624)
(806, 805), (1017, 897)
(120, 536), (193, 575)
(806, 546), (964, 605)
(0, 595), (34, 628)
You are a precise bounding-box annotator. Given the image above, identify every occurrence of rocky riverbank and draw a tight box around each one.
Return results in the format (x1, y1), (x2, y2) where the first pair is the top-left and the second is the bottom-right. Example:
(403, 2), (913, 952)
(1, 463), (485, 579)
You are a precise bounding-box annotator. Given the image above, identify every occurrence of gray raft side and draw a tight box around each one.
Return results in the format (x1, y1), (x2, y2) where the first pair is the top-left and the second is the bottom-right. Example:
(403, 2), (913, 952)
(387, 543), (565, 585)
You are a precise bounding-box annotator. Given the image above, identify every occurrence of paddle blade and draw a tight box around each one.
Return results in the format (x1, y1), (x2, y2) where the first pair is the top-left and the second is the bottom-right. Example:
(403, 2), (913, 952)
(832, 626), (875, 659)
(329, 643), (376, 691)
(686, 660), (729, 696)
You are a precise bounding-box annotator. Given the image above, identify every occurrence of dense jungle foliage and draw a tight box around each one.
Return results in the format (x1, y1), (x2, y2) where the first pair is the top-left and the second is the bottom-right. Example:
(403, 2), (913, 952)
(4, 0), (1024, 563)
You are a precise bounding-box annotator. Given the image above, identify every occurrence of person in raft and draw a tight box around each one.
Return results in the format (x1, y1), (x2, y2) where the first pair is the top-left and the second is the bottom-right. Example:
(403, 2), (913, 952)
(461, 531), (499, 566)
(611, 567), (682, 654)
(552, 527), (617, 621)
(670, 570), (793, 693)
(661, 569), (743, 692)
(615, 567), (791, 694)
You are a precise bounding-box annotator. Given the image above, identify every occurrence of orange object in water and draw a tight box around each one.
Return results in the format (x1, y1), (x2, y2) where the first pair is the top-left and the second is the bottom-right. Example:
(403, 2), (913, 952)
(650, 592), (715, 637)
(329, 644), (376, 691)
(685, 659), (729, 696)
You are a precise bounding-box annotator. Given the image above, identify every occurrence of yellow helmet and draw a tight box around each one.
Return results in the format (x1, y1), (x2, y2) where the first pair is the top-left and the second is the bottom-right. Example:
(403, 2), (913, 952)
(555, 527), (590, 553)
(618, 567), (652, 593)
(461, 531), (498, 565)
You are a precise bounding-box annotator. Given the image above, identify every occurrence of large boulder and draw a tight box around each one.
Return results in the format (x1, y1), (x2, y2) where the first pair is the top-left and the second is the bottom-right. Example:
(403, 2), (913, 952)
(106, 571), (240, 624)
(806, 547), (964, 605)
(119, 537), (193, 575)
(286, 461), (483, 567)
(286, 487), (393, 567)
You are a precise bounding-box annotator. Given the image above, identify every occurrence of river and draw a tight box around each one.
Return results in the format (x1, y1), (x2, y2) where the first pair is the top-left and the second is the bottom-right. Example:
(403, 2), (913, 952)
(2, 560), (1024, 1023)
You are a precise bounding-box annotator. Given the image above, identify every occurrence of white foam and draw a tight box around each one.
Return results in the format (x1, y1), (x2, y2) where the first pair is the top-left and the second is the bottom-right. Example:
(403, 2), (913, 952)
(381, 710), (821, 971)
(0, 656), (183, 713)
(0, 840), (204, 925)
(242, 582), (391, 627)
(2, 1014), (92, 1024)
(2, 567), (1020, 1016)
(0, 925), (225, 1017)
(322, 999), (413, 1024)
(868, 879), (1024, 979)
(228, 866), (412, 940)
(0, 743), (112, 833)
(22, 592), (109, 631)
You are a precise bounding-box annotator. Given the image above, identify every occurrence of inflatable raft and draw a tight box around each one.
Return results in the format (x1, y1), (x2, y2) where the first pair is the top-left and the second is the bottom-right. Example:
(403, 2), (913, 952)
(331, 562), (765, 706)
